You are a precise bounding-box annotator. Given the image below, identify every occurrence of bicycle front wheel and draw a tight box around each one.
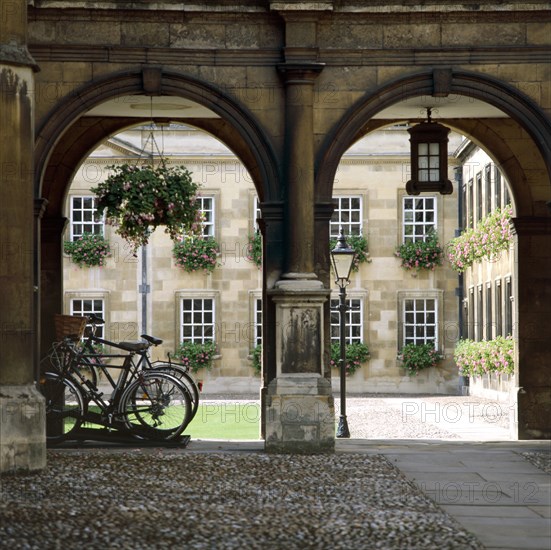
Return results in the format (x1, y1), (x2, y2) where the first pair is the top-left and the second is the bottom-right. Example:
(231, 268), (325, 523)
(150, 363), (200, 420)
(39, 372), (86, 444)
(119, 372), (192, 440)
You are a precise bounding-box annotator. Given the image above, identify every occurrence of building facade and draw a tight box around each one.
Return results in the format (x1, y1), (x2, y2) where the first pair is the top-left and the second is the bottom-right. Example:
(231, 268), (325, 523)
(456, 145), (516, 400)
(63, 124), (464, 395)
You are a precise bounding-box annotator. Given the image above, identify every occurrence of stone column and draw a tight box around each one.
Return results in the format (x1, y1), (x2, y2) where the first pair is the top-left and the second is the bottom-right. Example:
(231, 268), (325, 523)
(512, 217), (551, 439)
(265, 63), (334, 453)
(0, 0), (46, 472)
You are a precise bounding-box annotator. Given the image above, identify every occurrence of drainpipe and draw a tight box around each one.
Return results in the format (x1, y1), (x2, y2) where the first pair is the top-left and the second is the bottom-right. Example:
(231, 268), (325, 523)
(139, 244), (150, 337)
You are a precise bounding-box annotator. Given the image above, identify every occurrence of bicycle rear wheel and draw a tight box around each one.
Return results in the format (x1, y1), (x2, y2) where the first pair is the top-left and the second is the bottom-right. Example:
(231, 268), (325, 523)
(39, 372), (86, 444)
(119, 372), (192, 440)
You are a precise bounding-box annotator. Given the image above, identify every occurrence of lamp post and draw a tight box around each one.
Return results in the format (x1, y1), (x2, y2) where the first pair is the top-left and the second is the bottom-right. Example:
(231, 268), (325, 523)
(330, 229), (357, 438)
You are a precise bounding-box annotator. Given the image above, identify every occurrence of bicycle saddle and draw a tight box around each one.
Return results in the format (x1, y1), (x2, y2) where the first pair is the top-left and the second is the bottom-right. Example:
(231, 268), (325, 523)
(141, 334), (163, 346)
(117, 341), (149, 352)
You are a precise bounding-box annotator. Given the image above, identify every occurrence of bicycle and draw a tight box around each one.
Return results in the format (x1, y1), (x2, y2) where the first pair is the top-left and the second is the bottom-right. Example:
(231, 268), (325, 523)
(40, 319), (194, 444)
(78, 314), (201, 419)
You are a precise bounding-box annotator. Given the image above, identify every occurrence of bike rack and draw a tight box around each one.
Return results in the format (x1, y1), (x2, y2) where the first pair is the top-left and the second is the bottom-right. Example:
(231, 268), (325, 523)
(49, 428), (191, 448)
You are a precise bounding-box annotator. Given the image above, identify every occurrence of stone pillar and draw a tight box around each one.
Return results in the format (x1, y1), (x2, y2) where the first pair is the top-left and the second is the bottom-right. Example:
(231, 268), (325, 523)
(40, 217), (67, 361)
(0, 0), (46, 472)
(512, 217), (551, 439)
(265, 63), (334, 453)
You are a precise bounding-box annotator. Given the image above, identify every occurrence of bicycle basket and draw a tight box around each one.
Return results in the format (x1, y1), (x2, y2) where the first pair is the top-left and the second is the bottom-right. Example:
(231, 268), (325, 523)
(54, 314), (87, 341)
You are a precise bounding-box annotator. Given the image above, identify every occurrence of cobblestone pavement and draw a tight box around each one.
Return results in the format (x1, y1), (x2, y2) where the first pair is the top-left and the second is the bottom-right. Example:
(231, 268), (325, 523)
(1, 394), (549, 549)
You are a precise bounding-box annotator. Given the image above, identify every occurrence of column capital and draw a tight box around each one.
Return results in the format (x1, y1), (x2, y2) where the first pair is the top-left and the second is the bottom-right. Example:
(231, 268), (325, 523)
(34, 198), (49, 219)
(315, 201), (335, 222)
(512, 216), (551, 236)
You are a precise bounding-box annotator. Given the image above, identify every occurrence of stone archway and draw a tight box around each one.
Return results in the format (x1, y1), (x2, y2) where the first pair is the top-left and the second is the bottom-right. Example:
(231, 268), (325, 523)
(35, 68), (283, 401)
(315, 70), (551, 439)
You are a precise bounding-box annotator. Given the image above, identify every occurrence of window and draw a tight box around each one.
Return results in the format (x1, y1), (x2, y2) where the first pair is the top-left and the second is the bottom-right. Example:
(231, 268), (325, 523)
(253, 196), (262, 231)
(504, 183), (511, 207)
(504, 277), (513, 336)
(476, 172), (483, 224)
(331, 196), (362, 237)
(180, 298), (215, 343)
(484, 164), (492, 217)
(330, 298), (363, 344)
(402, 196), (436, 243)
(494, 167), (502, 211)
(476, 285), (483, 341)
(70, 298), (105, 338)
(417, 142), (440, 182)
(485, 282), (493, 340)
(70, 196), (103, 240)
(495, 279), (502, 337)
(467, 178), (474, 229)
(461, 183), (467, 230)
(403, 298), (438, 348)
(254, 297), (262, 347)
(467, 287), (475, 340)
(198, 196), (215, 237)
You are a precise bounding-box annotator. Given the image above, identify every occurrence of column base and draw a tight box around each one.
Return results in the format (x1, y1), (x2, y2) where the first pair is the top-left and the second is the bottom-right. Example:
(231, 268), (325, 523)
(265, 375), (335, 453)
(0, 384), (46, 473)
(516, 386), (551, 439)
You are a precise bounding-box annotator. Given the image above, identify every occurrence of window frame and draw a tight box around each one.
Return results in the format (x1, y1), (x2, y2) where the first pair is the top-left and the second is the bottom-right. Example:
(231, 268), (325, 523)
(175, 290), (219, 345)
(330, 293), (367, 346)
(330, 194), (364, 238)
(494, 278), (502, 338)
(401, 195), (438, 243)
(397, 290), (443, 352)
(485, 281), (493, 340)
(69, 195), (104, 241)
(65, 291), (108, 339)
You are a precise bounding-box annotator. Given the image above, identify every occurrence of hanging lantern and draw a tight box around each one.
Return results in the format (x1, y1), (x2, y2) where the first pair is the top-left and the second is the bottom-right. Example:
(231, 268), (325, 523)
(406, 108), (453, 195)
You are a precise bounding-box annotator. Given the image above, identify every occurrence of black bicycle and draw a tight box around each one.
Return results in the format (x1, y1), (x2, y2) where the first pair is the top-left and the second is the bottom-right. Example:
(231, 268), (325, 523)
(40, 318), (194, 443)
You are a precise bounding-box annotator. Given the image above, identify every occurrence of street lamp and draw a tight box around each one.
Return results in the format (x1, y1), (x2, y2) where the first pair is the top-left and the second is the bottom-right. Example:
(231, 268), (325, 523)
(330, 229), (357, 438)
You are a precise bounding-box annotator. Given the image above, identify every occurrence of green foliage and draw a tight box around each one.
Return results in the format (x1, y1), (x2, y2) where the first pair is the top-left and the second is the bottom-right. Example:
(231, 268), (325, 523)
(447, 205), (513, 272)
(251, 344), (262, 375)
(329, 342), (370, 376)
(395, 232), (443, 271)
(173, 341), (217, 374)
(247, 232), (262, 268)
(91, 163), (202, 252)
(173, 236), (219, 273)
(329, 234), (370, 272)
(453, 337), (514, 377)
(63, 233), (111, 268)
(397, 343), (442, 376)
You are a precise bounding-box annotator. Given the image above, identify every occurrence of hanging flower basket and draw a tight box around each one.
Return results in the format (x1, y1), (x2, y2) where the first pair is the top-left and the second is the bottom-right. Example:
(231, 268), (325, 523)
(91, 163), (202, 253)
